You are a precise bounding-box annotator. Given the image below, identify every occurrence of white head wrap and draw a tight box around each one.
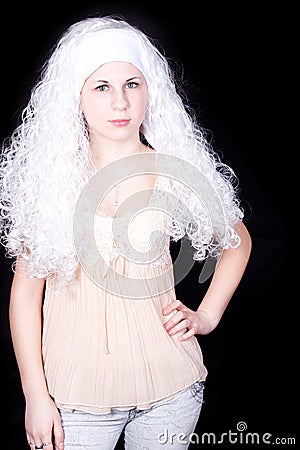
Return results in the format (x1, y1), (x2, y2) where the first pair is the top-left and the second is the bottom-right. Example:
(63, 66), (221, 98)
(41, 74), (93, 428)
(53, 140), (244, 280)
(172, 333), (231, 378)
(77, 29), (149, 89)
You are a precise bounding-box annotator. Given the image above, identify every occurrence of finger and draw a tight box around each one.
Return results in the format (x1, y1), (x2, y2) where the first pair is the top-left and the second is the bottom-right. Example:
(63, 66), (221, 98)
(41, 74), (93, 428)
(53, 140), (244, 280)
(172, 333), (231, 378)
(27, 431), (32, 444)
(41, 441), (52, 448)
(167, 318), (189, 336)
(162, 299), (183, 316)
(178, 327), (196, 341)
(27, 434), (36, 449)
(163, 309), (185, 330)
(53, 418), (64, 449)
(27, 437), (52, 449)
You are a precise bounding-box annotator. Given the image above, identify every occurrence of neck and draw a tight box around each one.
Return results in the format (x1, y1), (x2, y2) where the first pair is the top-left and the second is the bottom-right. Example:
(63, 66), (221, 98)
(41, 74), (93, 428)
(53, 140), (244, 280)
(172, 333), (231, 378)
(89, 138), (146, 170)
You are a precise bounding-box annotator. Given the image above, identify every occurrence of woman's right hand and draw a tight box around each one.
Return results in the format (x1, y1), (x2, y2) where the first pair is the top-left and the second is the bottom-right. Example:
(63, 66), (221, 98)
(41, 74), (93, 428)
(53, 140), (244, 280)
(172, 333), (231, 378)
(25, 393), (64, 450)
(9, 270), (63, 448)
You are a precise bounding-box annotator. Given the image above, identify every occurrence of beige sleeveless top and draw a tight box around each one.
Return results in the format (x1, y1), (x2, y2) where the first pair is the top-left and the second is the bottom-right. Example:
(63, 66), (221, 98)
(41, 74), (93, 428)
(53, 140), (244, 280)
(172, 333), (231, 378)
(42, 209), (207, 414)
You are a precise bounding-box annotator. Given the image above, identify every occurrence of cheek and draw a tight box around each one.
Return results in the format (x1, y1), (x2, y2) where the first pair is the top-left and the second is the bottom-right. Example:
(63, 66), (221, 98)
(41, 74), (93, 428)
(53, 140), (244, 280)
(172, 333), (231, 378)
(81, 98), (106, 127)
(137, 93), (148, 118)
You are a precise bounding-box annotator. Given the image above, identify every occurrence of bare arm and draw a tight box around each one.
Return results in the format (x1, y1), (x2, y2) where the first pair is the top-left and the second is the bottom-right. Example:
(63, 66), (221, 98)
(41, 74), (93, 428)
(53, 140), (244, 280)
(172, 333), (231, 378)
(162, 221), (252, 339)
(10, 266), (47, 398)
(9, 262), (64, 449)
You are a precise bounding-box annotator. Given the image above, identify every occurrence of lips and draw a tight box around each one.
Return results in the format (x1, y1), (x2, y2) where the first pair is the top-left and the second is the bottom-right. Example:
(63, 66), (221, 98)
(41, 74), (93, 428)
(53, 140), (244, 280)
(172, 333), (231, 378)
(109, 119), (130, 127)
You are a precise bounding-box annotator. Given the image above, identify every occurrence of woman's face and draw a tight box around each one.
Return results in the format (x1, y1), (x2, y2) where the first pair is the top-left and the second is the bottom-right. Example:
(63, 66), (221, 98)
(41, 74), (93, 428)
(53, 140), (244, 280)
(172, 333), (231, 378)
(80, 61), (148, 143)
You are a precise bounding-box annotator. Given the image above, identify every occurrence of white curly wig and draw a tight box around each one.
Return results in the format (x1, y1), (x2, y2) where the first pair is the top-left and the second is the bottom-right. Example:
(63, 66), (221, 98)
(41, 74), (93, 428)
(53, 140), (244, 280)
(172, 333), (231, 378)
(0, 14), (244, 283)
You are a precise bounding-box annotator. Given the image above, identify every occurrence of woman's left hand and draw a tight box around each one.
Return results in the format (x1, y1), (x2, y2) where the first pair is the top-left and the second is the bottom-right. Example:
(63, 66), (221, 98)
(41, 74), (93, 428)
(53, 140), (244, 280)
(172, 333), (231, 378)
(162, 299), (213, 341)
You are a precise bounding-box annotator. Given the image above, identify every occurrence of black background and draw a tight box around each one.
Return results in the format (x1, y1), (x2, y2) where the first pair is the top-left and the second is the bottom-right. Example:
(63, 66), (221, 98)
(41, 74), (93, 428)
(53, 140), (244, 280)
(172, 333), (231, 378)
(0, 2), (297, 449)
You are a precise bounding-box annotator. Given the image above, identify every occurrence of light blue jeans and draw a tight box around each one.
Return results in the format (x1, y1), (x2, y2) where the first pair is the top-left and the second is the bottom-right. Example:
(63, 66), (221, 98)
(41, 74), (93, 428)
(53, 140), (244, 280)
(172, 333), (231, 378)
(59, 380), (205, 449)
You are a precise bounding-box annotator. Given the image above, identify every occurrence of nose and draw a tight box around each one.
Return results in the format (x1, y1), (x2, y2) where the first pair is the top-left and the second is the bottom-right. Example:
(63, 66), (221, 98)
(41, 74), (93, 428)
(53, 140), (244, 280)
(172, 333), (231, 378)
(111, 88), (129, 111)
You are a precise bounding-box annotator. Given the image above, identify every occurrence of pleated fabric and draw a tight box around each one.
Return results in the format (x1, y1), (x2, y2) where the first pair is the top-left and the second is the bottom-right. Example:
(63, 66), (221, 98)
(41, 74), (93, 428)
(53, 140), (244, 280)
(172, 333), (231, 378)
(42, 210), (207, 414)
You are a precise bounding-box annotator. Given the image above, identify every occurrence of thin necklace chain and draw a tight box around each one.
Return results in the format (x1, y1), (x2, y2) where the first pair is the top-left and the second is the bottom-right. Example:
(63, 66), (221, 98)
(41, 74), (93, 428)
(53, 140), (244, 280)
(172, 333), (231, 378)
(113, 143), (147, 206)
(114, 184), (119, 206)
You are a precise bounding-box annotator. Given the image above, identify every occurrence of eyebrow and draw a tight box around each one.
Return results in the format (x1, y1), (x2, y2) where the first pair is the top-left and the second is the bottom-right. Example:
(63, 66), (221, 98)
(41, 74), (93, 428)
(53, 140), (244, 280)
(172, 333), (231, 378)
(94, 76), (142, 83)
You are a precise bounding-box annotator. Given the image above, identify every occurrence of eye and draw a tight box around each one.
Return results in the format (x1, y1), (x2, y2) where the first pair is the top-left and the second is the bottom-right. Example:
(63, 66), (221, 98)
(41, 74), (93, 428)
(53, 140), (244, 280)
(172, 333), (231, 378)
(126, 81), (139, 89)
(96, 84), (108, 92)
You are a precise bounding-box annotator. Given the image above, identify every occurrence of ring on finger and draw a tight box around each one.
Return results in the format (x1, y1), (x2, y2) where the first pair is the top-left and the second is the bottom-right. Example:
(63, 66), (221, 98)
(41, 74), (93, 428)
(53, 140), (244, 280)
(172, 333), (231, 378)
(33, 444), (51, 449)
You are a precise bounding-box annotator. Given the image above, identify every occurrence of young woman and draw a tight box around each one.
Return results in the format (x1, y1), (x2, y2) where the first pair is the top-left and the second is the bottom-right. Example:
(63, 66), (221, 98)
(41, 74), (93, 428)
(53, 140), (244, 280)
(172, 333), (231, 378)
(0, 15), (251, 450)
